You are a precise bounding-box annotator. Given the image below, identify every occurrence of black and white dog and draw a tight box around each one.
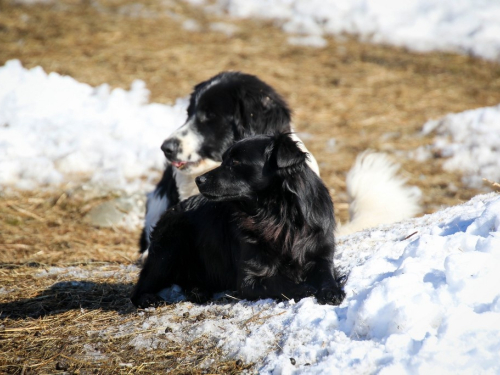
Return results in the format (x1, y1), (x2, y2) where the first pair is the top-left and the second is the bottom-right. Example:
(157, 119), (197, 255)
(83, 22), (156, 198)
(131, 133), (345, 308)
(140, 72), (421, 260)
(140, 72), (319, 259)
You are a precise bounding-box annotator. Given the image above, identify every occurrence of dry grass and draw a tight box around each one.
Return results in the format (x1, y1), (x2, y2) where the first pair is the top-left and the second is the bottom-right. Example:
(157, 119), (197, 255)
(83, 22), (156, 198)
(0, 190), (138, 265)
(0, 195), (247, 373)
(1, 0), (500, 373)
(0, 268), (245, 374)
(0, 186), (247, 371)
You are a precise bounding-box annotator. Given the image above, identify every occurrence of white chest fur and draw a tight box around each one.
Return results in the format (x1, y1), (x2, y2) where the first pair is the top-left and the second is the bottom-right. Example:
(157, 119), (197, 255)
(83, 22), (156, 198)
(173, 159), (221, 201)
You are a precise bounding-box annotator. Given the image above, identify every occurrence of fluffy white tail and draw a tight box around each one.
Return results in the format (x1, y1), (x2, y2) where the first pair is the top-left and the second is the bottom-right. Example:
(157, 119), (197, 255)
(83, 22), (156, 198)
(336, 151), (421, 236)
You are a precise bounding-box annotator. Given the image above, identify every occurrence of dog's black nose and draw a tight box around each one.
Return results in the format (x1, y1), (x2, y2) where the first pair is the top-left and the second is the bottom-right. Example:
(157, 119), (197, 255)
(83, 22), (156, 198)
(161, 138), (179, 159)
(195, 175), (207, 186)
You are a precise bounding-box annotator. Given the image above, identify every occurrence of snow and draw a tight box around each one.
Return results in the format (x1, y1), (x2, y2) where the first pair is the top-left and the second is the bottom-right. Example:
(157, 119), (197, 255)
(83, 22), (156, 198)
(0, 60), (187, 192)
(199, 0), (500, 59)
(3, 60), (498, 197)
(107, 193), (500, 374)
(417, 104), (500, 189)
(1, 50), (500, 372)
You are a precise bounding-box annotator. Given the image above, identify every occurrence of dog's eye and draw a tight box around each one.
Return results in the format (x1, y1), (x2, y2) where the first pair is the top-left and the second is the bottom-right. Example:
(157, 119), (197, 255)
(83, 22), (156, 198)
(231, 160), (240, 167)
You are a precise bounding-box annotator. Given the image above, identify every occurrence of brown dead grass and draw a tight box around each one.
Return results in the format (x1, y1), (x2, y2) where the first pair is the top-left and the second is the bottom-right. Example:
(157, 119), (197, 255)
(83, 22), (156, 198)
(0, 191), (247, 373)
(0, 190), (138, 265)
(1, 0), (500, 373)
(0, 264), (245, 374)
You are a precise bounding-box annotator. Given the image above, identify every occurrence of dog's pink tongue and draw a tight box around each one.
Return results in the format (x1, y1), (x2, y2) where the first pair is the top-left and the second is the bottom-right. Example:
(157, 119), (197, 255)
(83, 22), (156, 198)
(172, 161), (186, 168)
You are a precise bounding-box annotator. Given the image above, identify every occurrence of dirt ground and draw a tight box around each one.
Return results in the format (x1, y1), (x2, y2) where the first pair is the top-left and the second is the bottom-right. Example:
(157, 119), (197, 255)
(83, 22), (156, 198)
(1, 0), (500, 373)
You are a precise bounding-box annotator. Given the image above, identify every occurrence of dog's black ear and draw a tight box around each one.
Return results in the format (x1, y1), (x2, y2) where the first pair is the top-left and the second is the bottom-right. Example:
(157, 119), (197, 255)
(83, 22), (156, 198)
(273, 134), (307, 170)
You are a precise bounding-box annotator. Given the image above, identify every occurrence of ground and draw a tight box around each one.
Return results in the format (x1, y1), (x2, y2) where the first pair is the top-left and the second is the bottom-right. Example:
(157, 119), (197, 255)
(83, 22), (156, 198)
(1, 0), (500, 373)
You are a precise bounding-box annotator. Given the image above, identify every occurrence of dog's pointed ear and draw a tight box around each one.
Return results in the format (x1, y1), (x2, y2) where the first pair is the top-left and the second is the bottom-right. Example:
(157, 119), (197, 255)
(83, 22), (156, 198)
(274, 133), (307, 170)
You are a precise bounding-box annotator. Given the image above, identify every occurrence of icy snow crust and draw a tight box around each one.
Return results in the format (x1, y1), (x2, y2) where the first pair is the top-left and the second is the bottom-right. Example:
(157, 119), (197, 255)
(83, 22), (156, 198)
(0, 60), (187, 192)
(205, 0), (500, 59)
(106, 193), (500, 374)
(421, 104), (500, 189)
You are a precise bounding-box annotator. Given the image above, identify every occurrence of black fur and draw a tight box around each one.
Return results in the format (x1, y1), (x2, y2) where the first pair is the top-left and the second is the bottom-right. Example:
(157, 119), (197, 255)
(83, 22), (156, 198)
(181, 71), (291, 159)
(140, 72), (293, 253)
(131, 134), (345, 308)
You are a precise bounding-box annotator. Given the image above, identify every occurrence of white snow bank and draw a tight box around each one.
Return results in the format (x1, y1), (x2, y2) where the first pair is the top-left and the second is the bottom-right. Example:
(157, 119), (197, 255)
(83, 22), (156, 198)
(0, 60), (187, 192)
(108, 193), (500, 374)
(417, 104), (500, 189)
(202, 0), (500, 59)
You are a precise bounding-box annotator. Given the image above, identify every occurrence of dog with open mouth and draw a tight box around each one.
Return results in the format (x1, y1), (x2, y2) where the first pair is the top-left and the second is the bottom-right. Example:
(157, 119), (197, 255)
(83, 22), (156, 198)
(131, 133), (345, 308)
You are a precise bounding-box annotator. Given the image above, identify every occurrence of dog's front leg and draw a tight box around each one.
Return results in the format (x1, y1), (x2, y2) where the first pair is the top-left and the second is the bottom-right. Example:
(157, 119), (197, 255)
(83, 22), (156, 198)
(308, 255), (346, 305)
(130, 242), (178, 308)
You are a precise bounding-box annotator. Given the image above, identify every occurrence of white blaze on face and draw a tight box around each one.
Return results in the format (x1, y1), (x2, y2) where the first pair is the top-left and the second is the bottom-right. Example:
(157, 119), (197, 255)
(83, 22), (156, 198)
(164, 75), (226, 176)
(169, 117), (204, 164)
(166, 117), (221, 177)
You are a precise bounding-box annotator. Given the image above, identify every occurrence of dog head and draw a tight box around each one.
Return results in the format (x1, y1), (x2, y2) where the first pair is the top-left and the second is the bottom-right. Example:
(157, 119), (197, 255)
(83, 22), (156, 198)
(195, 133), (308, 202)
(161, 72), (291, 175)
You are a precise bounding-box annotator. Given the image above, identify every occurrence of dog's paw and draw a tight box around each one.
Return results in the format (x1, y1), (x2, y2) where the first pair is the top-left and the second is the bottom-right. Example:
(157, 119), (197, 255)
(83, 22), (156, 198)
(289, 283), (318, 300)
(131, 293), (166, 309)
(316, 286), (345, 305)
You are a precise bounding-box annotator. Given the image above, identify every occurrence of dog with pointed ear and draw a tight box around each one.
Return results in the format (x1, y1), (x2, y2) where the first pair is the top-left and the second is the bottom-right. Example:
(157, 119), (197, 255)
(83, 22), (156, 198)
(197, 134), (344, 307)
(131, 133), (345, 308)
(269, 132), (309, 171)
(194, 132), (313, 203)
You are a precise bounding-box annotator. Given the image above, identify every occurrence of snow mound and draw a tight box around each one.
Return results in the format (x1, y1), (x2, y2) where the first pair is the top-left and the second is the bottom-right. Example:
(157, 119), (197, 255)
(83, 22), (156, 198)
(0, 60), (187, 192)
(420, 104), (500, 188)
(203, 0), (500, 60)
(116, 193), (500, 374)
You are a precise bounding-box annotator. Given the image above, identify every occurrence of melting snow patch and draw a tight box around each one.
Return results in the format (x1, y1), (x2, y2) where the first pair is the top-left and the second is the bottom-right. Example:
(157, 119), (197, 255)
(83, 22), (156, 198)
(420, 104), (500, 188)
(0, 60), (187, 192)
(198, 0), (500, 61)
